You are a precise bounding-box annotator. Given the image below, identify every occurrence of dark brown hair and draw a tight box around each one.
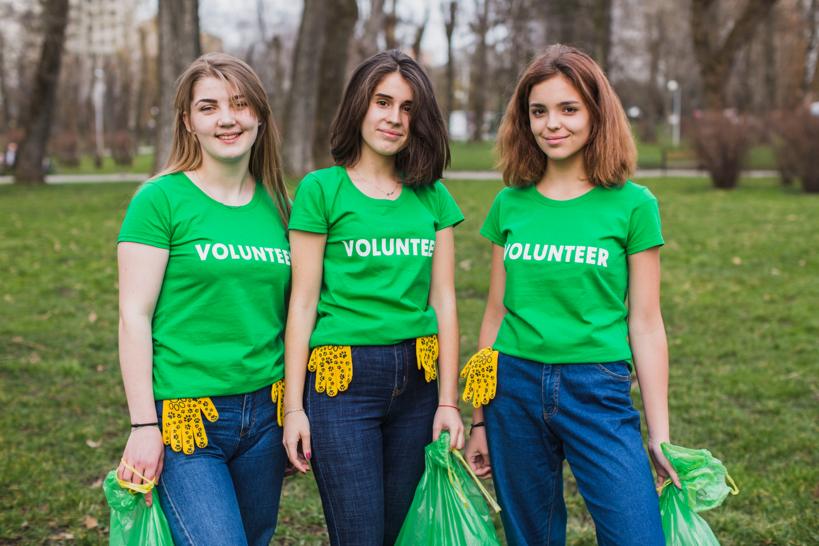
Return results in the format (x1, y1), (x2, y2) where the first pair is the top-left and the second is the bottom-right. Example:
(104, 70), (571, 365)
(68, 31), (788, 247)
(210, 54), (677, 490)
(330, 49), (450, 186)
(158, 53), (290, 223)
(497, 44), (636, 188)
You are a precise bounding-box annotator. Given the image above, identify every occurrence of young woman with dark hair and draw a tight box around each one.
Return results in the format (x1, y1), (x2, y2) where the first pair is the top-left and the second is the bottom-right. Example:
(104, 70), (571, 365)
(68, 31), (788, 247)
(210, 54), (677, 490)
(282, 49), (464, 546)
(462, 44), (681, 546)
(116, 53), (290, 546)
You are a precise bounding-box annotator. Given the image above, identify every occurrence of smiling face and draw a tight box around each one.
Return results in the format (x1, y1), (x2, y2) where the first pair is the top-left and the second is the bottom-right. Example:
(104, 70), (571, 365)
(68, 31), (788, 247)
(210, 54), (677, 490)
(528, 74), (592, 164)
(184, 76), (259, 165)
(359, 71), (413, 159)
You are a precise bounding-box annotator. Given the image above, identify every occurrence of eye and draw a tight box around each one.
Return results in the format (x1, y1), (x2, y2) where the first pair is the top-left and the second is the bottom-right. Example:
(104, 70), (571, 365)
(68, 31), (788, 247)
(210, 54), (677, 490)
(530, 107), (545, 117)
(234, 101), (249, 109)
(376, 99), (389, 107)
(199, 105), (215, 112)
(563, 105), (579, 114)
(402, 103), (412, 112)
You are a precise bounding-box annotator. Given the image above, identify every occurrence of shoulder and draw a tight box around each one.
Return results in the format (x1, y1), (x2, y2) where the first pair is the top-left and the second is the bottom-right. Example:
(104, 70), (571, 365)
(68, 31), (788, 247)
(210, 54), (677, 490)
(613, 180), (658, 205)
(298, 166), (345, 191)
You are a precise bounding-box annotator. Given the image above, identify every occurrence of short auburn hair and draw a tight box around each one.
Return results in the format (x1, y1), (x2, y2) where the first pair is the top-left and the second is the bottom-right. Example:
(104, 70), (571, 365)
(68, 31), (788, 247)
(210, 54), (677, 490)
(330, 49), (450, 187)
(497, 44), (636, 188)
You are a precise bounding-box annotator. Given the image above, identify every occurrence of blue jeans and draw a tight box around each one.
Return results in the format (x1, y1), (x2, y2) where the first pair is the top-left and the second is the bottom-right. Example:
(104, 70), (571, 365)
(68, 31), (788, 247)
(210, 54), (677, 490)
(306, 340), (438, 546)
(155, 385), (286, 546)
(483, 353), (664, 546)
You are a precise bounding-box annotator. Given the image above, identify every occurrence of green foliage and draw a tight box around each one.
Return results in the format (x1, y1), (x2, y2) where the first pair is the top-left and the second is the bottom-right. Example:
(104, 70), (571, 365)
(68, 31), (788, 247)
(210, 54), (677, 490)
(0, 178), (816, 544)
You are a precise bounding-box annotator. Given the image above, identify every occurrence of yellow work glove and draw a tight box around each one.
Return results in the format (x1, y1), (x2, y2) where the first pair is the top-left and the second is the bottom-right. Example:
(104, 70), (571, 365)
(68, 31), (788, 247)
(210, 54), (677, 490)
(308, 345), (353, 397)
(271, 379), (285, 426)
(416, 335), (439, 382)
(161, 397), (219, 455)
(460, 347), (499, 408)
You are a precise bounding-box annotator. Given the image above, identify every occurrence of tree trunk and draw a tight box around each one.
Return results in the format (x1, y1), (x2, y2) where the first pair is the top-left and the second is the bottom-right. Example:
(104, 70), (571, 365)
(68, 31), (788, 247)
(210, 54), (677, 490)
(0, 32), (11, 131)
(311, 0), (358, 170)
(443, 1), (457, 128)
(284, 0), (326, 175)
(14, 0), (70, 185)
(593, 0), (612, 72)
(154, 0), (201, 174)
(690, 0), (778, 110)
(469, 0), (490, 142)
(356, 0), (385, 64)
(410, 9), (429, 60)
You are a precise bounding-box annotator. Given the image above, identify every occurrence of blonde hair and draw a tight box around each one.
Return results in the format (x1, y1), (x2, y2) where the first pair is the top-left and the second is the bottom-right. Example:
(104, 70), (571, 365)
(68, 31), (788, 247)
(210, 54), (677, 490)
(159, 53), (290, 223)
(497, 44), (636, 188)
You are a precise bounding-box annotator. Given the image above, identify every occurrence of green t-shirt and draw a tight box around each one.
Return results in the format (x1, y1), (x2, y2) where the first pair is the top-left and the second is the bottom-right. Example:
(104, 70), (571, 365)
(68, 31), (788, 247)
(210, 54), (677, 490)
(118, 172), (291, 399)
(480, 181), (664, 364)
(289, 165), (464, 348)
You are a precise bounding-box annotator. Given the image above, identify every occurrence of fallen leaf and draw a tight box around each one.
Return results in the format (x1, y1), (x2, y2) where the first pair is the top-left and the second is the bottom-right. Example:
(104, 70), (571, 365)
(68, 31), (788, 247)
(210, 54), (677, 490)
(83, 515), (98, 529)
(89, 478), (103, 489)
(96, 365), (105, 373)
(731, 256), (742, 266)
(458, 259), (473, 271)
(86, 439), (101, 449)
(88, 311), (98, 323)
(29, 352), (41, 364)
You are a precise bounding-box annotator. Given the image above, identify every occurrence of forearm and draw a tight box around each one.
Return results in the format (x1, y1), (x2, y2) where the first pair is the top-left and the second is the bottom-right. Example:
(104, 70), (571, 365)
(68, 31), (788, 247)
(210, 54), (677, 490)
(431, 295), (459, 406)
(283, 302), (317, 410)
(119, 315), (157, 423)
(630, 319), (670, 442)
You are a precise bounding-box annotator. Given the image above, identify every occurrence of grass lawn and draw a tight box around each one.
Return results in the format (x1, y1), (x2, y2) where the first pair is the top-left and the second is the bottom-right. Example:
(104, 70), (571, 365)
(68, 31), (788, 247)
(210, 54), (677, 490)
(1, 177), (816, 545)
(448, 140), (778, 171)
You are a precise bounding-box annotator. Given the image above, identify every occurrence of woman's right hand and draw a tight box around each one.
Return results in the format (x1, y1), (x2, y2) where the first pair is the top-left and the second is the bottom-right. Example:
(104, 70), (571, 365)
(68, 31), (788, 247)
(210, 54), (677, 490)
(117, 426), (164, 506)
(283, 410), (312, 473)
(465, 426), (492, 479)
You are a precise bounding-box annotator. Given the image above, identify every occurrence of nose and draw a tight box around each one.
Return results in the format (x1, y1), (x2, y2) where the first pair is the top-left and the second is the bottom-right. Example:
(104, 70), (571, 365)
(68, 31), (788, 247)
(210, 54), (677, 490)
(217, 107), (236, 127)
(546, 112), (561, 131)
(386, 105), (402, 125)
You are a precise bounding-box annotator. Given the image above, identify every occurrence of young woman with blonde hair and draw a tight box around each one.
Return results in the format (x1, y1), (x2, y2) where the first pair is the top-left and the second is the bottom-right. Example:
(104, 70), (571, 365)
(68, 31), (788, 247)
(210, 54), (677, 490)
(462, 44), (681, 546)
(116, 53), (290, 546)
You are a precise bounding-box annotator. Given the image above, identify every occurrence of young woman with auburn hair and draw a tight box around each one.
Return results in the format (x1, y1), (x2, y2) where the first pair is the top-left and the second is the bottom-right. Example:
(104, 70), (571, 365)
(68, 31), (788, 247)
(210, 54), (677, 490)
(462, 44), (680, 545)
(116, 53), (290, 545)
(282, 49), (464, 546)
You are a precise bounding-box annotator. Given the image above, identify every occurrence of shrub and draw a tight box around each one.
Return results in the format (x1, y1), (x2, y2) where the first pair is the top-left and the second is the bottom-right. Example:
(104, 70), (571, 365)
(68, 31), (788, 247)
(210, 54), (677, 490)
(691, 111), (756, 190)
(771, 109), (819, 193)
(110, 131), (134, 166)
(50, 132), (81, 167)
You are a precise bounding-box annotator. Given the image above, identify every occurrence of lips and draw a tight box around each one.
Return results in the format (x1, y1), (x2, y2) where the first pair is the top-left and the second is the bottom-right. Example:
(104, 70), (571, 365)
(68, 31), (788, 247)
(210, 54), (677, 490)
(544, 135), (569, 144)
(217, 132), (242, 143)
(377, 128), (403, 140)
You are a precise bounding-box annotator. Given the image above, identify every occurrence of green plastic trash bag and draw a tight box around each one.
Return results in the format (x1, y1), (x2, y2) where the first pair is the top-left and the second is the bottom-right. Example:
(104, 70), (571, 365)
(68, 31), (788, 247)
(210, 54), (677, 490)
(395, 432), (502, 546)
(659, 443), (739, 546)
(103, 470), (174, 546)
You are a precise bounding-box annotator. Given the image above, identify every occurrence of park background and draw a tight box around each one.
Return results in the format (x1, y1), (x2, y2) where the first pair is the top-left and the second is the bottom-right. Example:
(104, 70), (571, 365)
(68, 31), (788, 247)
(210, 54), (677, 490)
(0, 0), (817, 544)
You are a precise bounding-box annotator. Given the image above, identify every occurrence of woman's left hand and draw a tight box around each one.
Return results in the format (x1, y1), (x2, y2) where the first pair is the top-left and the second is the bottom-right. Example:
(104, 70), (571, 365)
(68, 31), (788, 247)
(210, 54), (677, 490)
(432, 405), (464, 450)
(648, 439), (681, 489)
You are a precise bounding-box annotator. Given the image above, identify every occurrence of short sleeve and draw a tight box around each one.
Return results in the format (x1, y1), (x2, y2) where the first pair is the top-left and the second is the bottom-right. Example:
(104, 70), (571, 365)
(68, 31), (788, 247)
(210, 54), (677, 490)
(479, 191), (506, 246)
(289, 175), (329, 233)
(432, 182), (464, 230)
(627, 197), (664, 254)
(118, 182), (172, 249)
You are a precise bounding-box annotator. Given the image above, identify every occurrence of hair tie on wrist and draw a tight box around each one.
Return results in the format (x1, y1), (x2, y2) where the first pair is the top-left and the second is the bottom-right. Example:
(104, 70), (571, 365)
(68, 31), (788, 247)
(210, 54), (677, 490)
(470, 421), (486, 433)
(131, 422), (159, 428)
(438, 403), (461, 413)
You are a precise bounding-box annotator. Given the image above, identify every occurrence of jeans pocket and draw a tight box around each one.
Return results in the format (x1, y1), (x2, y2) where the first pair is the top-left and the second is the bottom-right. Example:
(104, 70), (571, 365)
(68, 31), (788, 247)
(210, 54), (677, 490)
(594, 361), (632, 381)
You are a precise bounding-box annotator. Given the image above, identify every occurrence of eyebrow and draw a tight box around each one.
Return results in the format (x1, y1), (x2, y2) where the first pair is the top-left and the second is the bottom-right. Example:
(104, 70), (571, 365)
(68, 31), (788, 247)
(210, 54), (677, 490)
(374, 92), (412, 104)
(529, 100), (581, 108)
(194, 94), (246, 106)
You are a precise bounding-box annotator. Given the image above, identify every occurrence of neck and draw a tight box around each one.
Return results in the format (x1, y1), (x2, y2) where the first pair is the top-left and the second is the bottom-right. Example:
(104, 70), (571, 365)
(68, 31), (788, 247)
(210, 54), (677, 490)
(540, 153), (589, 191)
(353, 144), (398, 182)
(196, 154), (252, 196)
